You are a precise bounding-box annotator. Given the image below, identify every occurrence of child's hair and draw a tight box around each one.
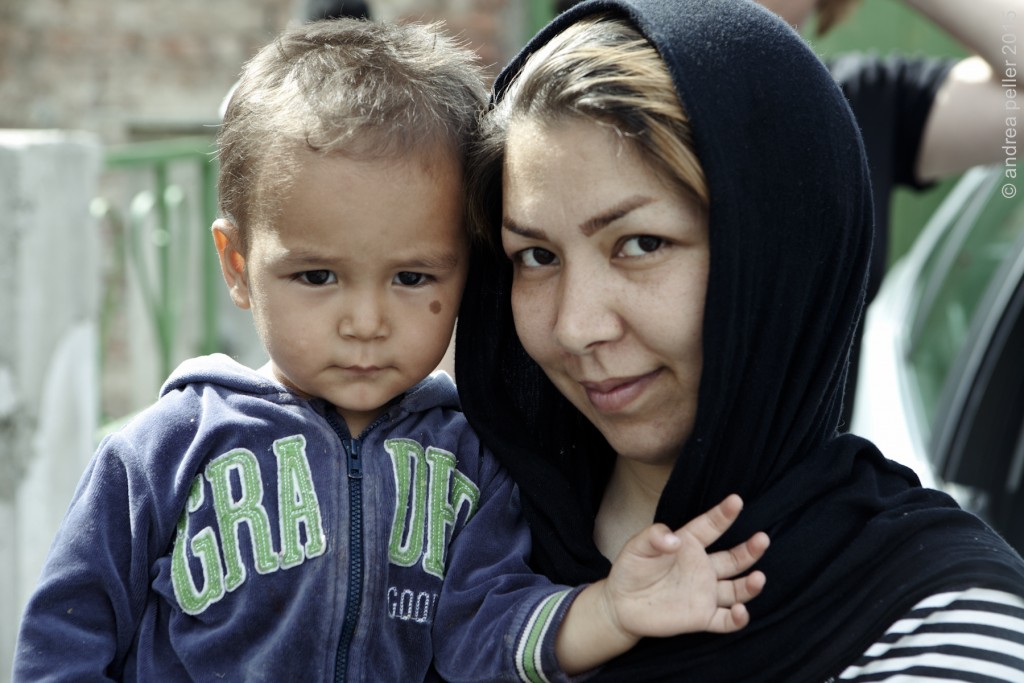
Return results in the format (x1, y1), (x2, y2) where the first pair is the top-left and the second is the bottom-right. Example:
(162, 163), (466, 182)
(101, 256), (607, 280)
(218, 19), (487, 251)
(467, 13), (707, 245)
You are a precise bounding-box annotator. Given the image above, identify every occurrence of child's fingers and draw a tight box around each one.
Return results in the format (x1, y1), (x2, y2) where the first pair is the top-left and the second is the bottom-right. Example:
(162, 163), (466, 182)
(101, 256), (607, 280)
(717, 569), (766, 606)
(677, 494), (744, 548)
(710, 531), (770, 578)
(707, 603), (751, 634)
(621, 523), (682, 560)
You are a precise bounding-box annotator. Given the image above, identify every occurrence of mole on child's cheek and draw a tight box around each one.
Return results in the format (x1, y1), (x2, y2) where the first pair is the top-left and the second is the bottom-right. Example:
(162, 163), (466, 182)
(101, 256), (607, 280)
(430, 300), (442, 315)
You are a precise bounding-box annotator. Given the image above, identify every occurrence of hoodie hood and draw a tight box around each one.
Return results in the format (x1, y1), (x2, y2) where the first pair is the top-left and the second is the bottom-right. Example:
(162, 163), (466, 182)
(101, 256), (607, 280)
(456, 0), (1024, 680)
(162, 354), (460, 418)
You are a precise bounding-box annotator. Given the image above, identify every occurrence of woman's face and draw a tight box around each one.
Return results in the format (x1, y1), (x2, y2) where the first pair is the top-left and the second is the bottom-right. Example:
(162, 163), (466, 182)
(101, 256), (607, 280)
(502, 119), (709, 468)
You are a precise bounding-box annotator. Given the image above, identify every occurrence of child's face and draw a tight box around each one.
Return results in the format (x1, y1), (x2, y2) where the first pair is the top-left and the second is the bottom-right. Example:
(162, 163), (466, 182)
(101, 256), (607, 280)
(215, 149), (468, 434)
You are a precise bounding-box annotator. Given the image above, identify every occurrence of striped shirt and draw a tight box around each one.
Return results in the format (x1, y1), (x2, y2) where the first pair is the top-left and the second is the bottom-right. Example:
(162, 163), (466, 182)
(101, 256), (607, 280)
(836, 588), (1024, 682)
(515, 587), (1024, 682)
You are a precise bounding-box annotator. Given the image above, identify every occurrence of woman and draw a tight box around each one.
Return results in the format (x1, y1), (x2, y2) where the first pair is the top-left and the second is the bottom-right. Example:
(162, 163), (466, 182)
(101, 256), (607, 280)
(455, 0), (1024, 680)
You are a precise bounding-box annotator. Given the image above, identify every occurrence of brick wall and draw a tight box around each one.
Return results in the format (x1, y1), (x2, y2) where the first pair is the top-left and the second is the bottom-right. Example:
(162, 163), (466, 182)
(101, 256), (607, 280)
(0, 0), (530, 145)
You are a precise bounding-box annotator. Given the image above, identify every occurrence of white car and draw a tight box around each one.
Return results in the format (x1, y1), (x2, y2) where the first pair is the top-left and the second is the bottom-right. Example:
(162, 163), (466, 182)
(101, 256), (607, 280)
(852, 166), (1024, 553)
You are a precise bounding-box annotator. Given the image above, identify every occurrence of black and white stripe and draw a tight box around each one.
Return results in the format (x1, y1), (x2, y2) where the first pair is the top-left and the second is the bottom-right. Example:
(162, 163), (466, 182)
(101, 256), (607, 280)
(837, 588), (1024, 682)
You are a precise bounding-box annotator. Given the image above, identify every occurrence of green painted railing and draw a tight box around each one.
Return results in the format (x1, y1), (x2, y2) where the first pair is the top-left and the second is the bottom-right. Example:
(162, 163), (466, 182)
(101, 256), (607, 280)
(93, 136), (220, 387)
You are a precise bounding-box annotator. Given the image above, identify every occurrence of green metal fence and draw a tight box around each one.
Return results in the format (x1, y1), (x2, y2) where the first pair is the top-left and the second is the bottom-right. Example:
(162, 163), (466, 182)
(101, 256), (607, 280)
(93, 136), (220, 416)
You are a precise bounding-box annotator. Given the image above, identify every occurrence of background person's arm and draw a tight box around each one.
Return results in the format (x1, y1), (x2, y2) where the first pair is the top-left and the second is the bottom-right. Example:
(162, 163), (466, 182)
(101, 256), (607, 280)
(910, 0), (1019, 181)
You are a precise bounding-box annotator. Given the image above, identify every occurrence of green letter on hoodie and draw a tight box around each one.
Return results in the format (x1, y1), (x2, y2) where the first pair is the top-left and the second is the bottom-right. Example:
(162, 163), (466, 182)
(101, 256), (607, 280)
(206, 449), (280, 590)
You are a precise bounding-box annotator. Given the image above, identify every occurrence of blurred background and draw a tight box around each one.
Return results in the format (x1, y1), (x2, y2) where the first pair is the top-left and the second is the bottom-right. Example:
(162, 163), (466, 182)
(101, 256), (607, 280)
(0, 0), (971, 676)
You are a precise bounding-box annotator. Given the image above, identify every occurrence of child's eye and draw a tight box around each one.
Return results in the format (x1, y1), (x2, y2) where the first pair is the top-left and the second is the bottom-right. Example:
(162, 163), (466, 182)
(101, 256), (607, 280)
(394, 271), (429, 287)
(517, 247), (558, 268)
(619, 236), (665, 257)
(297, 270), (337, 286)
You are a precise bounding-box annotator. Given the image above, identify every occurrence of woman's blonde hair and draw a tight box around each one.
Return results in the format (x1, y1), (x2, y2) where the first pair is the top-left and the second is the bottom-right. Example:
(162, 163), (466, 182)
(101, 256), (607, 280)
(468, 13), (707, 244)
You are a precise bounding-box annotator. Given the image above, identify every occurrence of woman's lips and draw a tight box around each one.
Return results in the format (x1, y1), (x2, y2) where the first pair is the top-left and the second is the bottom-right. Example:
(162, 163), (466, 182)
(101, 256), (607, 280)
(582, 369), (661, 413)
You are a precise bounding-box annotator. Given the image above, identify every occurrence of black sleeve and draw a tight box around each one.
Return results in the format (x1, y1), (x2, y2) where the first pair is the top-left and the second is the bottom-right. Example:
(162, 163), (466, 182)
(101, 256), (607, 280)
(828, 52), (956, 190)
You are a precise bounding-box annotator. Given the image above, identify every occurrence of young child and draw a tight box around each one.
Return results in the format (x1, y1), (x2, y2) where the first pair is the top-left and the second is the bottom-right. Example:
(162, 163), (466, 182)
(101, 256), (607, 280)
(13, 19), (768, 682)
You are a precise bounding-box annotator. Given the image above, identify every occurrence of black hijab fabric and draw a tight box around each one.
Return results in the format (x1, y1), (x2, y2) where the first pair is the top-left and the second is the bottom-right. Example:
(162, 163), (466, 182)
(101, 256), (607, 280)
(455, 0), (1024, 680)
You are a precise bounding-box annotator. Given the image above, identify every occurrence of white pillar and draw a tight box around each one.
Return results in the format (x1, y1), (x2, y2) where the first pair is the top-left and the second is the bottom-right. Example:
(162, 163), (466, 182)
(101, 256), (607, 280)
(0, 130), (102, 677)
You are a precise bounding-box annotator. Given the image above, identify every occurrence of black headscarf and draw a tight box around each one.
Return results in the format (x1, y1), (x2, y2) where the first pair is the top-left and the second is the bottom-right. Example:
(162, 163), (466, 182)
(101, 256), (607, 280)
(455, 0), (1024, 680)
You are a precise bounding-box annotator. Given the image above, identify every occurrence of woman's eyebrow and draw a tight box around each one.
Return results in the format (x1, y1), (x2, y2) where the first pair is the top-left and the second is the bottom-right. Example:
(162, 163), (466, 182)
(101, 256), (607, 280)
(503, 196), (655, 240)
(502, 216), (545, 239)
(579, 196), (654, 236)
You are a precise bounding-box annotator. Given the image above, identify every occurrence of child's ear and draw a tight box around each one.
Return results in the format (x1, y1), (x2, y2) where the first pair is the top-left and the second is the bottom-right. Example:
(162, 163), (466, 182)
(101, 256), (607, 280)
(212, 219), (251, 310)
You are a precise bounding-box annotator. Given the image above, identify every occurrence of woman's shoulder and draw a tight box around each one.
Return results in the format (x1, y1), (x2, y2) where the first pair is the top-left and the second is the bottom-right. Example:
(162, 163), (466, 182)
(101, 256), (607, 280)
(834, 587), (1024, 682)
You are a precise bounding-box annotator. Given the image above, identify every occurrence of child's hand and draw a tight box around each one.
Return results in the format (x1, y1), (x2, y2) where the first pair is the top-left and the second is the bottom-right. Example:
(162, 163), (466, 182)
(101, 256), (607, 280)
(602, 494), (769, 639)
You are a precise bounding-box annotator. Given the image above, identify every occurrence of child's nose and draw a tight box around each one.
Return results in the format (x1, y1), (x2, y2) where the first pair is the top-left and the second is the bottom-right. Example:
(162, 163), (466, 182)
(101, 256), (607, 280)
(339, 292), (388, 340)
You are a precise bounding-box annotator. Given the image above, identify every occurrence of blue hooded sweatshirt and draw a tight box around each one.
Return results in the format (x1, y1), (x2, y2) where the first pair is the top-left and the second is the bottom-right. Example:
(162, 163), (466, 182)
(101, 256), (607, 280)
(14, 354), (577, 682)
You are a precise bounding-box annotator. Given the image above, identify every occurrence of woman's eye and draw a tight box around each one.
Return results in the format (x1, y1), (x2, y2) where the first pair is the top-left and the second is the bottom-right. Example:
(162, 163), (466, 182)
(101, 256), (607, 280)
(298, 270), (336, 285)
(518, 247), (558, 268)
(619, 235), (664, 257)
(394, 271), (428, 287)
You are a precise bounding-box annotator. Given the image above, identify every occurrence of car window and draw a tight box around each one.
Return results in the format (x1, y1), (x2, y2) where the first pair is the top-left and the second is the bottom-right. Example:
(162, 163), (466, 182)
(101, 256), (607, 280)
(907, 175), (1024, 434)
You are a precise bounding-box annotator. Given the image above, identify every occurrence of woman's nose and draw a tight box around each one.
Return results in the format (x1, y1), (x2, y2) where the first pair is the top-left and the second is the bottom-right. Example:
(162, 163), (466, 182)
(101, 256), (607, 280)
(552, 264), (622, 354)
(339, 292), (388, 340)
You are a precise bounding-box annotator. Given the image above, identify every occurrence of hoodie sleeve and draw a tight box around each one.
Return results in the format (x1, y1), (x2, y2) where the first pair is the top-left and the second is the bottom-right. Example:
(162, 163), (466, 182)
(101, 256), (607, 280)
(430, 444), (588, 683)
(13, 428), (173, 681)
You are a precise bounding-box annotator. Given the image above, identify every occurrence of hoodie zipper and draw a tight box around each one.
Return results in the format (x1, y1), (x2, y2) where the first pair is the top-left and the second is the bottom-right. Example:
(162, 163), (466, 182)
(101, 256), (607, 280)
(329, 412), (389, 683)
